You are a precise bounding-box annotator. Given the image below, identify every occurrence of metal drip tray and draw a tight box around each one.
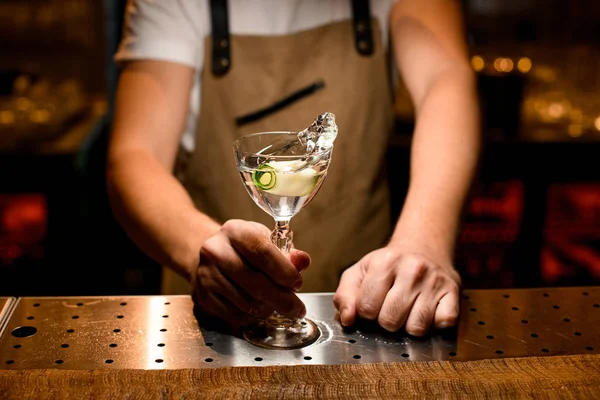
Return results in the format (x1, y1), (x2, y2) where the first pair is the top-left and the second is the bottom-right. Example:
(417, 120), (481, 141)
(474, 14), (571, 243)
(457, 286), (600, 359)
(0, 288), (598, 369)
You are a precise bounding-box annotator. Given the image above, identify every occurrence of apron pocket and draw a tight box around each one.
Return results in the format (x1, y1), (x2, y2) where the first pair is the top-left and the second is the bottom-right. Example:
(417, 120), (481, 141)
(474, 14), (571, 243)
(235, 79), (325, 126)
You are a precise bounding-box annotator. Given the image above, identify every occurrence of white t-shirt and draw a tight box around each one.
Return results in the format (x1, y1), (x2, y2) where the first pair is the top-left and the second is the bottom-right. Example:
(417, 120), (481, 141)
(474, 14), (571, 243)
(115, 0), (397, 152)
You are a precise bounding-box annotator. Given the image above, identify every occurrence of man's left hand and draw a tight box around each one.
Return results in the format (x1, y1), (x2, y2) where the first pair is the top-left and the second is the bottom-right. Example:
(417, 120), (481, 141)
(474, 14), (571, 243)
(333, 245), (461, 336)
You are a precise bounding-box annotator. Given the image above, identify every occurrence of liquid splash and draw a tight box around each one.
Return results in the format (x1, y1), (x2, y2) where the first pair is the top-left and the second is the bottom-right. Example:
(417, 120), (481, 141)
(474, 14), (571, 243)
(297, 112), (338, 154)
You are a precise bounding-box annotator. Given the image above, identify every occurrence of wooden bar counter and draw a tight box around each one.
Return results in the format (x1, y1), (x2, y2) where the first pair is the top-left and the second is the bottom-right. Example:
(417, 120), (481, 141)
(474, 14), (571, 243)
(1, 287), (599, 398)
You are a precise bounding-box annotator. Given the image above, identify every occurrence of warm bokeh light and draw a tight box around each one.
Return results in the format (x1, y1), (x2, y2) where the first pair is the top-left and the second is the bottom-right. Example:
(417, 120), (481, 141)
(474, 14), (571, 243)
(16, 97), (32, 111)
(570, 108), (583, 122)
(30, 109), (50, 124)
(595, 117), (600, 131)
(568, 124), (583, 137)
(493, 58), (502, 71)
(548, 102), (565, 119)
(0, 110), (15, 124)
(517, 57), (532, 73)
(502, 58), (514, 72)
(12, 75), (31, 93)
(471, 55), (485, 72)
(493, 58), (514, 73)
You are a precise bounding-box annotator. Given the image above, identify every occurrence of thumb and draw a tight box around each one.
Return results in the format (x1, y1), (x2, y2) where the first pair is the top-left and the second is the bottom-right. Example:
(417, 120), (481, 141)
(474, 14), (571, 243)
(434, 291), (460, 329)
(333, 263), (364, 327)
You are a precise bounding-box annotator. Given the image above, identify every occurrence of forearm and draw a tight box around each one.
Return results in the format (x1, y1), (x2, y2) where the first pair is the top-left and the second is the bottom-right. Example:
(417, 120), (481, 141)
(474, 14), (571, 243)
(107, 148), (220, 281)
(390, 68), (481, 263)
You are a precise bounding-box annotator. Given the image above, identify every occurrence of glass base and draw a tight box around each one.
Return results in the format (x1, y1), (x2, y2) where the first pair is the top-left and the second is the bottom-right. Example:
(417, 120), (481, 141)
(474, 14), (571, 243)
(242, 312), (320, 350)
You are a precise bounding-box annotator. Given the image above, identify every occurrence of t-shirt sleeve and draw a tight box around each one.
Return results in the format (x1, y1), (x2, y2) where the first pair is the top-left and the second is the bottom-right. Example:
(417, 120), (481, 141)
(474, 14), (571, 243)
(114, 0), (207, 70)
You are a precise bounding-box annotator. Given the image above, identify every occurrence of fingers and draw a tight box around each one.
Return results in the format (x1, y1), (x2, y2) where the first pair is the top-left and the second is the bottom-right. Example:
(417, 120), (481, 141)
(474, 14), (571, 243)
(224, 220), (302, 290)
(194, 290), (257, 327)
(378, 264), (458, 335)
(348, 248), (461, 336)
(402, 265), (453, 336)
(289, 249), (311, 274)
(333, 264), (364, 327)
(201, 229), (305, 319)
(434, 290), (459, 329)
(199, 265), (273, 320)
(377, 278), (417, 333)
(403, 293), (437, 337)
(355, 262), (395, 321)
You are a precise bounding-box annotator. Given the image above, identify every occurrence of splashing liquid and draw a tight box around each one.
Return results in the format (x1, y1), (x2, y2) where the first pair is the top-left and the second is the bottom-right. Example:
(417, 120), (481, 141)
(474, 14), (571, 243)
(297, 112), (338, 155)
(255, 112), (338, 164)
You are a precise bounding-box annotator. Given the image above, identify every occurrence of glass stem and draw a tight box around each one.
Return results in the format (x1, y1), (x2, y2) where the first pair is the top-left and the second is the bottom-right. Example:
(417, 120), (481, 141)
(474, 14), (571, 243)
(268, 220), (297, 326)
(271, 220), (293, 254)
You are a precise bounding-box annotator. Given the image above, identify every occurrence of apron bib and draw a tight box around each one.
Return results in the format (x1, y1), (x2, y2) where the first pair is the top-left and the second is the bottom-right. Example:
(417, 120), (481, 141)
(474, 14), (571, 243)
(164, 0), (394, 294)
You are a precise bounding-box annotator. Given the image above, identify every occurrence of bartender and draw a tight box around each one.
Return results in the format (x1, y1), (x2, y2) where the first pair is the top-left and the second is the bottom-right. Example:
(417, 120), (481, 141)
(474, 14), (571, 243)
(107, 0), (480, 336)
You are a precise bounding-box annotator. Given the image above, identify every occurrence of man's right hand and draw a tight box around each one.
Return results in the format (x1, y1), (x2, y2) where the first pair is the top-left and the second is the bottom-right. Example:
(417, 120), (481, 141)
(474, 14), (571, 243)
(191, 219), (311, 326)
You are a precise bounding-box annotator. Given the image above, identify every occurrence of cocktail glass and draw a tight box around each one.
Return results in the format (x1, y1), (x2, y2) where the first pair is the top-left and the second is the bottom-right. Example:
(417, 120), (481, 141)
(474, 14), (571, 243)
(233, 131), (333, 349)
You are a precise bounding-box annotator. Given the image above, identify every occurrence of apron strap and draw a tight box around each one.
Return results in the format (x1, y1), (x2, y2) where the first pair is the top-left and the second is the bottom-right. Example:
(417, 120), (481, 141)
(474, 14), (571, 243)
(208, 0), (373, 77)
(209, 0), (231, 76)
(351, 0), (374, 56)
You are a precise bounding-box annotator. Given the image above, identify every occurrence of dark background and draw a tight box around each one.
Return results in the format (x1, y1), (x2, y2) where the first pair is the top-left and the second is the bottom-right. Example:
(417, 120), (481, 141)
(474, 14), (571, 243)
(0, 0), (599, 296)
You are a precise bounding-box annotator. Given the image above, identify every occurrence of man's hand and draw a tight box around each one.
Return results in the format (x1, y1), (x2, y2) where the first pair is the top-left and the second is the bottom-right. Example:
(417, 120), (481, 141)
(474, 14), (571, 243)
(333, 244), (460, 336)
(334, 0), (478, 338)
(192, 219), (311, 326)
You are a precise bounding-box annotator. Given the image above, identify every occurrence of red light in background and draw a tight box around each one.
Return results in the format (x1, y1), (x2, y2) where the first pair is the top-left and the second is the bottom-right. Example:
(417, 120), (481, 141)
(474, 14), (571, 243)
(456, 181), (524, 287)
(542, 183), (600, 283)
(0, 194), (47, 266)
(460, 181), (524, 244)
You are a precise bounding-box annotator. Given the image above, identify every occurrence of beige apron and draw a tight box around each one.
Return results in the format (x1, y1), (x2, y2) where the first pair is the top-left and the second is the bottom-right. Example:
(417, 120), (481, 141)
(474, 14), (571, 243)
(163, 17), (394, 294)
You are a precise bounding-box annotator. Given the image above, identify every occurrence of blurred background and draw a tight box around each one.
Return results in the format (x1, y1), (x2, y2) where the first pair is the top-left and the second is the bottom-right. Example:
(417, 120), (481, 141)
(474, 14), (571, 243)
(0, 0), (599, 296)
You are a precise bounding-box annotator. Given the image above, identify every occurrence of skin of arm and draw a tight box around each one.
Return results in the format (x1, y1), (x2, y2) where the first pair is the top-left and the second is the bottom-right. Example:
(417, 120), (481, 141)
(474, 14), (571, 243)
(107, 60), (309, 325)
(334, 0), (481, 335)
(107, 60), (217, 281)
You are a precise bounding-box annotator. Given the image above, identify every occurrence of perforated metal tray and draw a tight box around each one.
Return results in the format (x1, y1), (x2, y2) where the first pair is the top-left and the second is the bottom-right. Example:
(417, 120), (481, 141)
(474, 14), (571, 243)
(0, 288), (598, 369)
